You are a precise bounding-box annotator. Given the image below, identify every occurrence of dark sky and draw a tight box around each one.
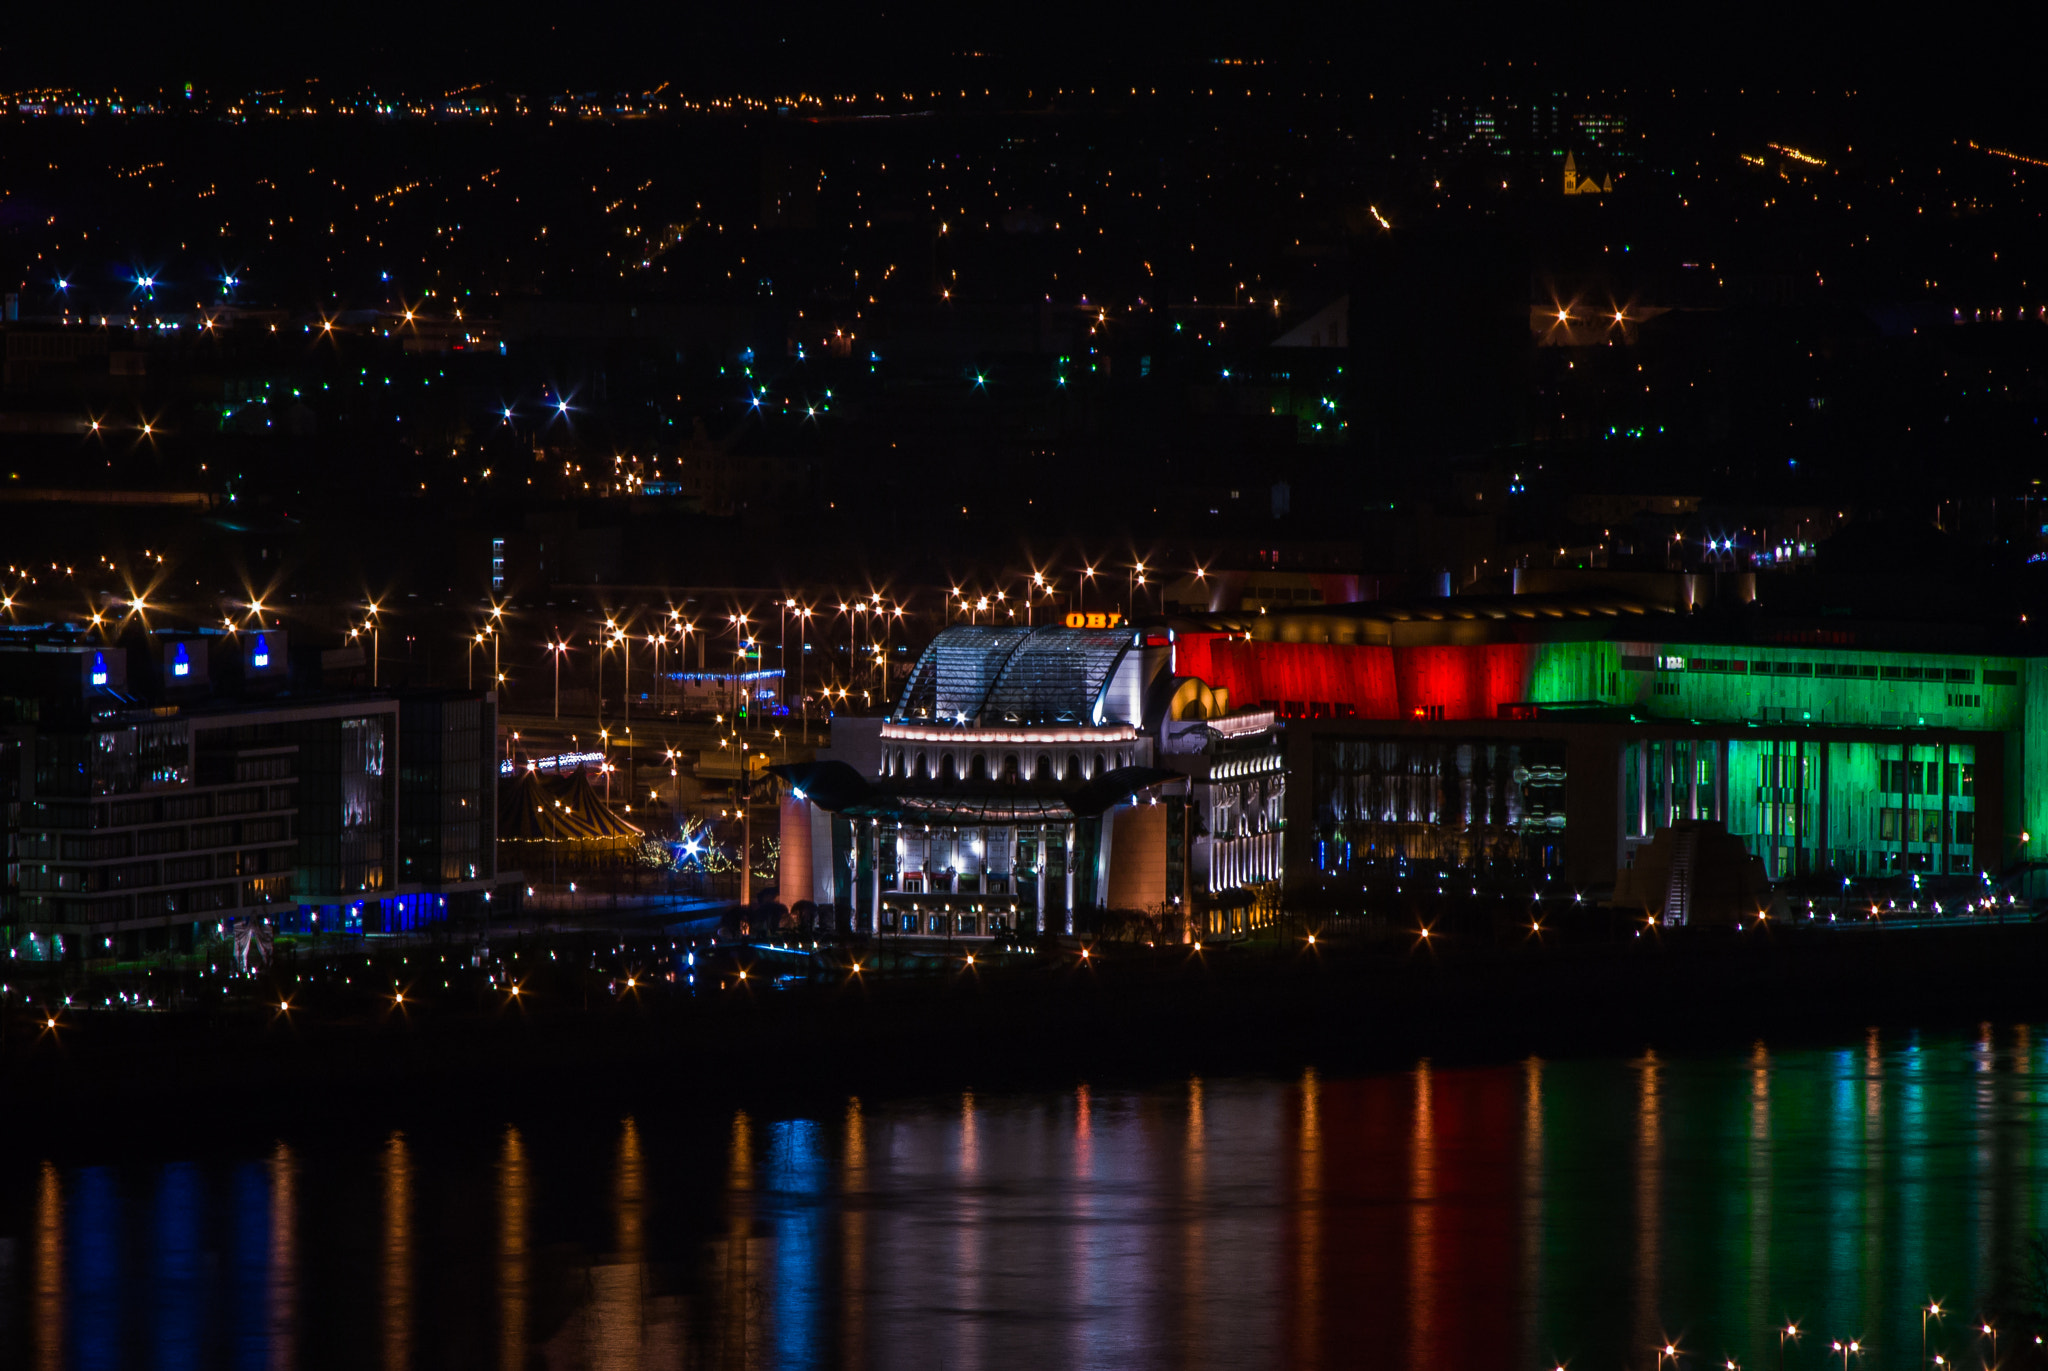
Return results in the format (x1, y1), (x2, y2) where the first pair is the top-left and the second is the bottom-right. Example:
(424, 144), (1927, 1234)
(2, 0), (2035, 121)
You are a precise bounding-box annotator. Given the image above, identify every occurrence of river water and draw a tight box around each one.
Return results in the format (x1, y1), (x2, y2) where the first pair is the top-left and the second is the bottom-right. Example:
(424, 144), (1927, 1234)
(4, 1025), (2045, 1369)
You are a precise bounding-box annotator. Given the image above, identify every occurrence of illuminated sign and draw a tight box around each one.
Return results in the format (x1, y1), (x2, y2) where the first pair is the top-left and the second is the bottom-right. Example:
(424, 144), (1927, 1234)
(1063, 612), (1125, 629)
(172, 642), (191, 678)
(252, 634), (270, 669)
(90, 651), (108, 687)
(499, 750), (606, 776)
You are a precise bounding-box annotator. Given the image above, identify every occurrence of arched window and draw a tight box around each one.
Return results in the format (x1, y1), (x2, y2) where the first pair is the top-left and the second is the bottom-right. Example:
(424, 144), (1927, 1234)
(1033, 754), (1053, 783)
(1067, 752), (1083, 781)
(892, 747), (906, 777)
(1002, 753), (1021, 784)
(939, 754), (958, 786)
(1094, 752), (1107, 778)
(913, 751), (930, 782)
(969, 753), (989, 783)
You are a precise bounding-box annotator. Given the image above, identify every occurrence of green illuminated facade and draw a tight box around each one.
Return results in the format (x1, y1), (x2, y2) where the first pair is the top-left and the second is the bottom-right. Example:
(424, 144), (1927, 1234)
(1254, 597), (2044, 899)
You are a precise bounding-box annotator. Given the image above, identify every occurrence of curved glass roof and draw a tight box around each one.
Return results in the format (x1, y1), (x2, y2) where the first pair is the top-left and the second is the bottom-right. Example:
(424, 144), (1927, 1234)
(894, 626), (1136, 726)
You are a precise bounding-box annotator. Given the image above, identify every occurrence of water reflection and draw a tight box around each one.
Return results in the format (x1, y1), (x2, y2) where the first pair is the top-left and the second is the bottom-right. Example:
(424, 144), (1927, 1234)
(269, 1143), (297, 1371)
(382, 1133), (410, 1371)
(35, 1161), (59, 1371)
(1633, 1050), (1662, 1359)
(15, 1030), (2048, 1368)
(590, 1117), (644, 1369)
(498, 1129), (526, 1371)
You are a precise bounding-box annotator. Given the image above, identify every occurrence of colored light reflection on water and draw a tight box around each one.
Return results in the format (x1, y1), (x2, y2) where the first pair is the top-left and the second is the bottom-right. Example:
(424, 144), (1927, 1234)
(6, 1026), (2048, 1368)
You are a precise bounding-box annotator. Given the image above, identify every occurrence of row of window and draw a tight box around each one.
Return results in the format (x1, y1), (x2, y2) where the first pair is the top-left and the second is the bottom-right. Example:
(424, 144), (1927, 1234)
(885, 911), (1012, 936)
(21, 847), (297, 893)
(883, 748), (1132, 783)
(1626, 654), (2011, 685)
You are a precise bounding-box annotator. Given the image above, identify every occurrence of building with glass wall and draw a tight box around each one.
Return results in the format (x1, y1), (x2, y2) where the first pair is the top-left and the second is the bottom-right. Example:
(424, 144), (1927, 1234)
(1161, 590), (2038, 916)
(781, 624), (1285, 940)
(1, 629), (499, 959)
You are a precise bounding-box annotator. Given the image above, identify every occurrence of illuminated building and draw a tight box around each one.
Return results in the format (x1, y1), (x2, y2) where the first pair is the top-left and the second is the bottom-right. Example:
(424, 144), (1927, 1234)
(1166, 589), (2042, 919)
(0, 630), (499, 960)
(1560, 151), (1612, 196)
(778, 624), (1283, 940)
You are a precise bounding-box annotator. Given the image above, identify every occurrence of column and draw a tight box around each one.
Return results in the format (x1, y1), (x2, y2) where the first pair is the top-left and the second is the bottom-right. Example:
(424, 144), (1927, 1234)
(1064, 822), (1077, 934)
(1036, 824), (1049, 934)
(1004, 825), (1018, 914)
(1941, 741), (1952, 874)
(1717, 738), (1730, 824)
(867, 820), (882, 935)
(1636, 740), (1650, 837)
(1819, 740), (1832, 876)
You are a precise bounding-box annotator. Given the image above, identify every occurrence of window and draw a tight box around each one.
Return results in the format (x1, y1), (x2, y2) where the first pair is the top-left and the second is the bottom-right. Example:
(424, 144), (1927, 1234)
(1955, 812), (1976, 844)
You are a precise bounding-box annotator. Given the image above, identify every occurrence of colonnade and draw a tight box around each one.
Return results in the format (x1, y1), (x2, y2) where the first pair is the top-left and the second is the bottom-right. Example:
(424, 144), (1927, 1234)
(1210, 830), (1283, 891)
(853, 817), (1080, 935)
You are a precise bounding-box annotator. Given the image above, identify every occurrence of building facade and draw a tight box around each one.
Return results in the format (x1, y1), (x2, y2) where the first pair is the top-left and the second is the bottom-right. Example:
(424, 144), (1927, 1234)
(1160, 590), (2041, 914)
(2, 629), (499, 959)
(781, 624), (1285, 940)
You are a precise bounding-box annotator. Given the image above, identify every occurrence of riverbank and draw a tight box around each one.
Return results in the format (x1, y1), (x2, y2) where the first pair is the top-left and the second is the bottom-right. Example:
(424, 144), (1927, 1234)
(7, 919), (2048, 1141)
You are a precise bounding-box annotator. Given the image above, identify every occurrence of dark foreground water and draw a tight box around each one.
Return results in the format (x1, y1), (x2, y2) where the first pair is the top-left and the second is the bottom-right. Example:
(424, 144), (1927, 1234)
(5, 1026), (2048, 1369)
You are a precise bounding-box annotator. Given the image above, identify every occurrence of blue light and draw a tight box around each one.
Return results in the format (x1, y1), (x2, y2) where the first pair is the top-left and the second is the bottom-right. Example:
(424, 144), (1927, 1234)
(56, 278), (69, 290)
(172, 643), (190, 678)
(90, 651), (108, 687)
(557, 400), (569, 414)
(252, 634), (270, 669)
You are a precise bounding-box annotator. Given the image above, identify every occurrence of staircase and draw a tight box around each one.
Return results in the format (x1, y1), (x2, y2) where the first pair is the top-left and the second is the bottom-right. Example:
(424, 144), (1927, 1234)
(1663, 826), (1698, 926)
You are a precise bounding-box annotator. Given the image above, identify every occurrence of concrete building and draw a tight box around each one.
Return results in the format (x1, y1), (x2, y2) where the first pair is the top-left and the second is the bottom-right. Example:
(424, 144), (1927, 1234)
(1160, 589), (2041, 920)
(1, 627), (499, 960)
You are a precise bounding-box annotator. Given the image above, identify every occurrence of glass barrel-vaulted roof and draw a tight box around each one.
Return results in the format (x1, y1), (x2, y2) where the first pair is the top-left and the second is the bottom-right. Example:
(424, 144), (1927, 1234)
(893, 626), (1137, 726)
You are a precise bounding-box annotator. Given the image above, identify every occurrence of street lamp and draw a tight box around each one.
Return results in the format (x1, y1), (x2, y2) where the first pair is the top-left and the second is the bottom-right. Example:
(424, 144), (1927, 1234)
(613, 627), (630, 725)
(469, 630), (486, 689)
(1924, 1302), (1944, 1371)
(1830, 1340), (1859, 1371)
(647, 630), (665, 715)
(363, 601), (382, 686)
(795, 605), (814, 741)
(727, 612), (751, 724)
(1779, 1323), (1800, 1371)
(1080, 561), (1096, 616)
(547, 637), (570, 721)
